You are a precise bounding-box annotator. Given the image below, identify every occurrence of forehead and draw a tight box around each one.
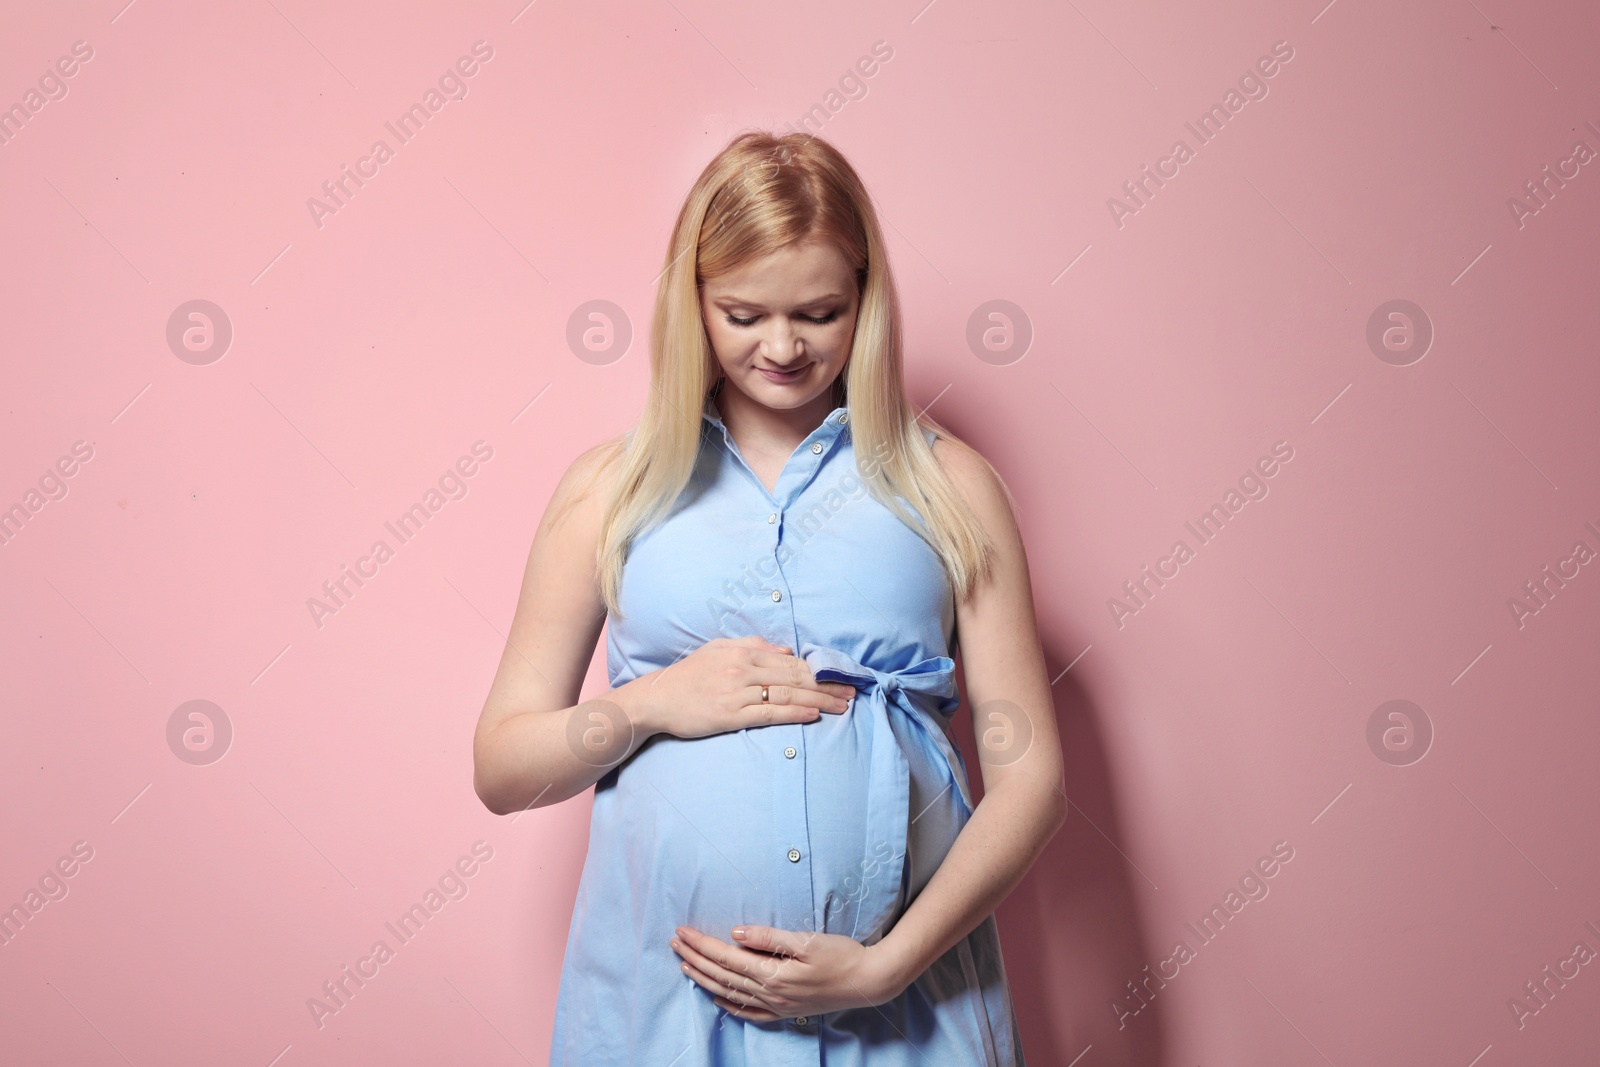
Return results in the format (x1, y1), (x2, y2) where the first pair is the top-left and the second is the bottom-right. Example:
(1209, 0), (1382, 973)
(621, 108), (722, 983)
(702, 240), (853, 300)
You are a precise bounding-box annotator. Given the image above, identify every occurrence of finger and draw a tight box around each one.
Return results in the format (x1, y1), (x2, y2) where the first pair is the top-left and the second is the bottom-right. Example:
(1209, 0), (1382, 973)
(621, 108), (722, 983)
(731, 635), (792, 653)
(746, 648), (806, 670)
(684, 960), (781, 1019)
(730, 924), (805, 959)
(709, 974), (784, 1021)
(785, 654), (812, 694)
(761, 684), (850, 713)
(682, 957), (766, 1009)
(749, 701), (823, 726)
(759, 662), (857, 703)
(713, 994), (782, 1022)
(675, 940), (773, 1008)
(742, 653), (854, 698)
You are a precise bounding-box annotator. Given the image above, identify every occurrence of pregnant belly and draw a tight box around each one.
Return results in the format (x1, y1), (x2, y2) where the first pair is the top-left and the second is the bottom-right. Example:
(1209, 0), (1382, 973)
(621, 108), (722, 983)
(590, 720), (882, 938)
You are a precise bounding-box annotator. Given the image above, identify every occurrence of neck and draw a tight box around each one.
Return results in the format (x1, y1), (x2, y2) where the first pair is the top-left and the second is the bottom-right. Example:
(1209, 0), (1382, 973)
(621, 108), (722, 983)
(713, 381), (839, 455)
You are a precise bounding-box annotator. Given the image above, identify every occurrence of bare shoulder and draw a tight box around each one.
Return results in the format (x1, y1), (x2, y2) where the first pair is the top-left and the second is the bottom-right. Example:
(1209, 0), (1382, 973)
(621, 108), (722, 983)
(927, 429), (1021, 542)
(543, 431), (629, 534)
(566, 430), (629, 494)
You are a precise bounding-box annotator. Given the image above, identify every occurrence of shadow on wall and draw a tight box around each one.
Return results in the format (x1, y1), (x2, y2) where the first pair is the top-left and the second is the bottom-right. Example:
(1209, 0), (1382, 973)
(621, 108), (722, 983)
(953, 622), (1168, 1066)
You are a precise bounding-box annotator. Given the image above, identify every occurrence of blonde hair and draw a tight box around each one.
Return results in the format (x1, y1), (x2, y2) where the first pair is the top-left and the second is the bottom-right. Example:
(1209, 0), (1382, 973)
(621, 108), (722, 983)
(592, 130), (999, 618)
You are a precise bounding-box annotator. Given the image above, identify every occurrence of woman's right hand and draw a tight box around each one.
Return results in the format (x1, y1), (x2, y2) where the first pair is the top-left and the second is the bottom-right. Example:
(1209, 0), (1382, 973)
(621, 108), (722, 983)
(617, 636), (856, 741)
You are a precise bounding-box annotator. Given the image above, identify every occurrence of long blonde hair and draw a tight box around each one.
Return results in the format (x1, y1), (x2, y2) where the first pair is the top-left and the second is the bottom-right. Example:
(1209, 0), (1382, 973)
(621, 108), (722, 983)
(592, 130), (1000, 618)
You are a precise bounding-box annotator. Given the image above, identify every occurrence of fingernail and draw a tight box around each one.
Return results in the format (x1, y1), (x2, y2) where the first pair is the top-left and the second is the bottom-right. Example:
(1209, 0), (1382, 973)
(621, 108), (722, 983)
(731, 927), (747, 940)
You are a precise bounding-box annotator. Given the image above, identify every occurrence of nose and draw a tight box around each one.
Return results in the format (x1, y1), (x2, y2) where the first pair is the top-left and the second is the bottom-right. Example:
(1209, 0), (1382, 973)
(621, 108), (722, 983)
(760, 327), (806, 364)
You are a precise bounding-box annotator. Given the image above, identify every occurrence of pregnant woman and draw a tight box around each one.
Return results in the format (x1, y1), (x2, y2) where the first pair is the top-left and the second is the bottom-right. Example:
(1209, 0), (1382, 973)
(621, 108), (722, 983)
(473, 131), (1066, 1065)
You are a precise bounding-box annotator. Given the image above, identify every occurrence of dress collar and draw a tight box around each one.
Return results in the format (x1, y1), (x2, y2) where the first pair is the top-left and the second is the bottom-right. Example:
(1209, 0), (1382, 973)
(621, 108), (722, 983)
(699, 392), (851, 506)
(701, 393), (850, 443)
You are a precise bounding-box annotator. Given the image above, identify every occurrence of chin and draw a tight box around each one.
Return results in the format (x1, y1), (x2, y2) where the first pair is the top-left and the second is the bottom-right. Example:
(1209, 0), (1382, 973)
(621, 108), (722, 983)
(755, 382), (829, 406)
(751, 391), (813, 411)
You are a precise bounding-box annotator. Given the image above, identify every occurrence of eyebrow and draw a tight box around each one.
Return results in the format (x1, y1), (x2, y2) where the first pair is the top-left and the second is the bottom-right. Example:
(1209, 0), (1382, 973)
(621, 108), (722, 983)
(713, 293), (845, 309)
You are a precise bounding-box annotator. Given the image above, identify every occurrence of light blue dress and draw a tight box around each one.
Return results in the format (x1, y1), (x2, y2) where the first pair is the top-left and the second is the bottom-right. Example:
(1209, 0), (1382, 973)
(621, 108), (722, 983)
(549, 392), (1024, 1065)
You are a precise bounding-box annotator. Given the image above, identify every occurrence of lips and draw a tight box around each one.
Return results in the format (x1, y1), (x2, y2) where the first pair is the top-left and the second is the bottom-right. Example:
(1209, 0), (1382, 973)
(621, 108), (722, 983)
(758, 363), (810, 382)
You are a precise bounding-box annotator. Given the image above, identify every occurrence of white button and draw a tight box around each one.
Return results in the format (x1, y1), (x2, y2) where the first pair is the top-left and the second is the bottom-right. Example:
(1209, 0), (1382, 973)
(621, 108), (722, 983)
(771, 590), (782, 602)
(795, 1016), (810, 1025)
(768, 513), (777, 523)
(784, 746), (797, 758)
(810, 442), (824, 454)
(787, 848), (801, 862)
(838, 412), (848, 423)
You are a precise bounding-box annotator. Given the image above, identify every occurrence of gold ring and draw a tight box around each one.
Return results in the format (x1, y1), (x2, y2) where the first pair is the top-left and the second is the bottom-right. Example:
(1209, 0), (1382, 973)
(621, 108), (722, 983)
(761, 686), (769, 704)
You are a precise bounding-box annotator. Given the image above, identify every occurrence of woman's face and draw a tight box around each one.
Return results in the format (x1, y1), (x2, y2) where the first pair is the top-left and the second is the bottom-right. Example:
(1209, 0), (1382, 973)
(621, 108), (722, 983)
(699, 238), (859, 414)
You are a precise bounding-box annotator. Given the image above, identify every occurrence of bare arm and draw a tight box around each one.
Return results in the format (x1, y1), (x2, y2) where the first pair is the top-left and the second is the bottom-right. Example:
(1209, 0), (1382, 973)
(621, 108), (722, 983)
(471, 437), (650, 815)
(472, 438), (854, 816)
(872, 437), (1069, 988)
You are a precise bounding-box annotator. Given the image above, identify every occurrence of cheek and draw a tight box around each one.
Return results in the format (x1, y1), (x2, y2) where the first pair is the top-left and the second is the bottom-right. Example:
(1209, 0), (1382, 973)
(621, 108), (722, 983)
(816, 318), (851, 349)
(703, 322), (737, 358)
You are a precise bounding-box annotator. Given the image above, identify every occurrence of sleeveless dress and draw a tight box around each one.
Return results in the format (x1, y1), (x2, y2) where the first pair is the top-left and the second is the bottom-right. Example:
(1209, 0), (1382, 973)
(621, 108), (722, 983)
(549, 393), (1025, 1066)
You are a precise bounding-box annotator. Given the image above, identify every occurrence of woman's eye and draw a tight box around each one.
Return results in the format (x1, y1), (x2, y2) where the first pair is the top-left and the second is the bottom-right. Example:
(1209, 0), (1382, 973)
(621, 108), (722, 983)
(723, 312), (839, 328)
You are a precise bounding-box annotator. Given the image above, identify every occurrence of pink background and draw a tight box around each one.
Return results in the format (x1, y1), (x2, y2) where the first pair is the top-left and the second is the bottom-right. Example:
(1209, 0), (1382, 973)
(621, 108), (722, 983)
(3, 0), (1598, 1063)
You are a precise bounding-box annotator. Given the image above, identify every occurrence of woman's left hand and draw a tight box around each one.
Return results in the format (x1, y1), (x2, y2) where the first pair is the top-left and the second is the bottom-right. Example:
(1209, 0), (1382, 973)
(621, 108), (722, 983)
(670, 923), (906, 1021)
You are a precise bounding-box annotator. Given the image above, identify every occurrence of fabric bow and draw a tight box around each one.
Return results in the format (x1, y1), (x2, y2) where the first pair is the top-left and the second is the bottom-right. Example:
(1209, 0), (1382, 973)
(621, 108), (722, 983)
(800, 644), (975, 944)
